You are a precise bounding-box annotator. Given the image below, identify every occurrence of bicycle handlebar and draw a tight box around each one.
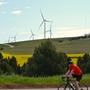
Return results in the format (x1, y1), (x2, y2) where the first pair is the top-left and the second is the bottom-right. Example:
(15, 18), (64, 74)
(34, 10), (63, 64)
(61, 76), (70, 82)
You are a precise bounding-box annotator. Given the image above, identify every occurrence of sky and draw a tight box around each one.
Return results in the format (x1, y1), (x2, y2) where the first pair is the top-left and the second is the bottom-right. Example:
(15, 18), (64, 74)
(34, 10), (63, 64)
(0, 0), (90, 44)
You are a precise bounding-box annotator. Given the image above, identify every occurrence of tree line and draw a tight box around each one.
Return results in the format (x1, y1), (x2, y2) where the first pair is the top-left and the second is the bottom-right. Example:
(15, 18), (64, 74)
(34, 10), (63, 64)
(0, 40), (90, 77)
(77, 53), (90, 74)
(69, 33), (90, 41)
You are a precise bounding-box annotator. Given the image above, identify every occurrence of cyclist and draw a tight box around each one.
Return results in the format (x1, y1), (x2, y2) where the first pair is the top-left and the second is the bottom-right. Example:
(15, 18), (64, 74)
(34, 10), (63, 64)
(64, 60), (83, 90)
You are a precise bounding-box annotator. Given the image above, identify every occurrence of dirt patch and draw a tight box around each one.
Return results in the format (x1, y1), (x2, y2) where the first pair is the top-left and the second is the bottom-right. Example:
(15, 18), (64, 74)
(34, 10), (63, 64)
(0, 84), (90, 89)
(0, 84), (59, 89)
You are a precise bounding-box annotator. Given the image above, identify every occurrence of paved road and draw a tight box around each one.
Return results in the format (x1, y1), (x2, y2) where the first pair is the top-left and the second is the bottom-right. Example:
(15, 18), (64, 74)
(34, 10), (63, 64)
(0, 87), (90, 90)
(0, 88), (58, 90)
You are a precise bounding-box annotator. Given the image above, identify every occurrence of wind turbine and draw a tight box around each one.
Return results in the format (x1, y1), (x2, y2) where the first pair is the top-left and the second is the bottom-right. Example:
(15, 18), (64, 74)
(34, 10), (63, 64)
(8, 36), (11, 43)
(14, 32), (18, 42)
(29, 28), (35, 40)
(11, 32), (18, 42)
(38, 10), (52, 39)
(46, 22), (53, 38)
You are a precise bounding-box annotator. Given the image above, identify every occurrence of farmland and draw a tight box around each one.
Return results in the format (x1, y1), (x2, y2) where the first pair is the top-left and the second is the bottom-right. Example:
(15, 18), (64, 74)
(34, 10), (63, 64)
(0, 38), (90, 55)
(0, 37), (90, 66)
(1, 52), (82, 66)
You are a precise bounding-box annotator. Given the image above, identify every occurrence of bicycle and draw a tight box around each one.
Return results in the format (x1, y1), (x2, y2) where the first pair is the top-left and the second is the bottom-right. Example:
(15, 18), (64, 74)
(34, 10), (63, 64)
(57, 76), (88, 90)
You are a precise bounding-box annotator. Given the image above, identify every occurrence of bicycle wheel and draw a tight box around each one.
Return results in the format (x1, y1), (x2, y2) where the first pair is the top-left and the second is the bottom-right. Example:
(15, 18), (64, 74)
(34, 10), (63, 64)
(57, 84), (64, 90)
(63, 85), (72, 90)
(57, 84), (72, 90)
(79, 83), (88, 90)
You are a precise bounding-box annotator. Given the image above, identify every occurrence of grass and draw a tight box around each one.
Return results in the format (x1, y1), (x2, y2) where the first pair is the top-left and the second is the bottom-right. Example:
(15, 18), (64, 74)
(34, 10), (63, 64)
(0, 74), (90, 85)
(0, 38), (90, 55)
(0, 75), (59, 85)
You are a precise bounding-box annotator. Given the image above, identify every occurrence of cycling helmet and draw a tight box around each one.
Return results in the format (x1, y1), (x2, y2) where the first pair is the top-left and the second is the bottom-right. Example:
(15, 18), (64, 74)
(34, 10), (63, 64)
(67, 60), (73, 64)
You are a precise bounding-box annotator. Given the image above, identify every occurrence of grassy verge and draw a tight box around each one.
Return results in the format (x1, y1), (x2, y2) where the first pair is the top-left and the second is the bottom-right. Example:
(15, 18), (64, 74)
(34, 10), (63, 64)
(0, 74), (90, 85)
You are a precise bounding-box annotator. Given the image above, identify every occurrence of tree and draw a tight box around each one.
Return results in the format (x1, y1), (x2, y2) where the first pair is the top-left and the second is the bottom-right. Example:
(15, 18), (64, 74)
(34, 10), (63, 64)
(16, 64), (21, 75)
(26, 39), (68, 77)
(0, 52), (3, 59)
(77, 53), (90, 74)
(9, 56), (17, 74)
(0, 61), (12, 75)
(25, 58), (38, 77)
(0, 68), (3, 74)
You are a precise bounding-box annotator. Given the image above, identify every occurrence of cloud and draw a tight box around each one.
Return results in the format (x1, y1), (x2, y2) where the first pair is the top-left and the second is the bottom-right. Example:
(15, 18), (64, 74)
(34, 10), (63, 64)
(10, 10), (22, 15)
(26, 6), (30, 9)
(0, 1), (9, 5)
(53, 27), (90, 38)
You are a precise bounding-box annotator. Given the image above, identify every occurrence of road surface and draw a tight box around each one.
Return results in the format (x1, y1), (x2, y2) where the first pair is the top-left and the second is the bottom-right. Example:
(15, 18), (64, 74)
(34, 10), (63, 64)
(0, 87), (90, 90)
(0, 88), (58, 90)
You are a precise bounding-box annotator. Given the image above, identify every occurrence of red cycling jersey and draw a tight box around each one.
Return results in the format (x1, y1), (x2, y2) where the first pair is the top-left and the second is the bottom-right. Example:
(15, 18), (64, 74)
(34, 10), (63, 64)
(68, 64), (82, 76)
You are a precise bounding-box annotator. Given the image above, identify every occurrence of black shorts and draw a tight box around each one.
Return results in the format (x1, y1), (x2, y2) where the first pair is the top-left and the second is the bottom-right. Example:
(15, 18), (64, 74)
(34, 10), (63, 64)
(72, 74), (82, 81)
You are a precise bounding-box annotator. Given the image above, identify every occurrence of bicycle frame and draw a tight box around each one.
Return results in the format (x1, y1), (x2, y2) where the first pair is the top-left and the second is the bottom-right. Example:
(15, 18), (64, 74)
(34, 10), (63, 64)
(62, 76), (76, 90)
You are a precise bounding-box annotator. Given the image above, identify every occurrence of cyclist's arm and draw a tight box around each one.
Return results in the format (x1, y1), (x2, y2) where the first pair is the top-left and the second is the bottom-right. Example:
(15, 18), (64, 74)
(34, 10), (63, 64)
(68, 70), (74, 78)
(64, 70), (70, 76)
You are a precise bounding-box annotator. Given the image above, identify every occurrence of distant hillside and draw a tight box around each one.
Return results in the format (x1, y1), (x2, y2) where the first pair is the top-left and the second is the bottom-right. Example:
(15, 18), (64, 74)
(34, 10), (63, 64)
(0, 37), (90, 54)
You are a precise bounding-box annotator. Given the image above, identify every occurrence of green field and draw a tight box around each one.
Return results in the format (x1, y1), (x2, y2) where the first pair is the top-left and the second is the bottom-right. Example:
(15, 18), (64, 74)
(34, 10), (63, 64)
(0, 74), (90, 85)
(0, 38), (90, 55)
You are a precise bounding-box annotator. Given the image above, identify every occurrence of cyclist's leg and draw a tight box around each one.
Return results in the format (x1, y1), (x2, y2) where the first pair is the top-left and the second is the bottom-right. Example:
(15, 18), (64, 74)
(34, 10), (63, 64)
(74, 74), (82, 90)
(75, 80), (79, 90)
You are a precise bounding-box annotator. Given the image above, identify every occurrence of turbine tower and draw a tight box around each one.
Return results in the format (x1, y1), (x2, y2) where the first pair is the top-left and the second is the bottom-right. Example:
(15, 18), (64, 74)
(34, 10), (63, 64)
(38, 10), (52, 39)
(46, 22), (53, 38)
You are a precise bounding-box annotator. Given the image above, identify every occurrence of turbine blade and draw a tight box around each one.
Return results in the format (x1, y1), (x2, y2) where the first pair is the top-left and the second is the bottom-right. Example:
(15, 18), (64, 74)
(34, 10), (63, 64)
(40, 10), (44, 20)
(31, 30), (33, 34)
(29, 35), (33, 40)
(30, 27), (34, 36)
(38, 21), (44, 30)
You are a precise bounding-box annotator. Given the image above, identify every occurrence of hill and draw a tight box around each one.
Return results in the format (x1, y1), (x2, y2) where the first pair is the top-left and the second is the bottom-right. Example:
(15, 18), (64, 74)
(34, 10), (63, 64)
(0, 37), (90, 55)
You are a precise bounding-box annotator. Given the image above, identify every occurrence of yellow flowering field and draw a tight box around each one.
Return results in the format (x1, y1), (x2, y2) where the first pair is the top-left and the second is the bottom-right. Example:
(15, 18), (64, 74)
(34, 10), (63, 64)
(67, 54), (84, 57)
(71, 58), (77, 64)
(1, 52), (32, 66)
(1, 52), (84, 66)
(67, 54), (84, 64)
